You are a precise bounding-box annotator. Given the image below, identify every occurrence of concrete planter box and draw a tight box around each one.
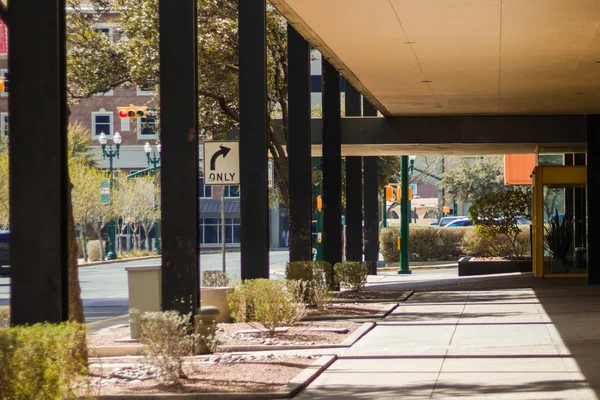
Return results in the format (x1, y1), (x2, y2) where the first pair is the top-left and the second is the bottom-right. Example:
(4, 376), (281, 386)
(458, 256), (532, 276)
(125, 265), (161, 339)
(200, 287), (232, 323)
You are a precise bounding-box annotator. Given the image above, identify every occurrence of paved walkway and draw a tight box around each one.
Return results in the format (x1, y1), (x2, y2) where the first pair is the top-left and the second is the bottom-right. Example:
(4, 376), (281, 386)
(298, 273), (600, 399)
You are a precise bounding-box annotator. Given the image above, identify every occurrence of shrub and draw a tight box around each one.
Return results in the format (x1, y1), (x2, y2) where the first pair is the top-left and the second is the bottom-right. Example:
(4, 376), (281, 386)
(86, 239), (102, 262)
(76, 236), (84, 259)
(285, 261), (333, 308)
(0, 305), (8, 329)
(227, 279), (306, 336)
(462, 226), (531, 258)
(380, 227), (400, 263)
(202, 270), (230, 287)
(138, 311), (198, 387)
(469, 189), (531, 258)
(334, 261), (368, 291)
(380, 226), (469, 263)
(0, 322), (87, 399)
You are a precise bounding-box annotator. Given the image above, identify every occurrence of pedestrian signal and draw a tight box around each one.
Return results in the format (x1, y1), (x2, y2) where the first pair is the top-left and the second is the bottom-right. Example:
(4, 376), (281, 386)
(117, 105), (147, 118)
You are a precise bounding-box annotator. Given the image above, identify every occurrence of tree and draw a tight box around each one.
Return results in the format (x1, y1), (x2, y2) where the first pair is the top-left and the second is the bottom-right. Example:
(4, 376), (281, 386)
(440, 156), (504, 203)
(0, 138), (8, 230)
(71, 159), (109, 261)
(66, 0), (291, 202)
(468, 189), (531, 258)
(111, 173), (136, 254)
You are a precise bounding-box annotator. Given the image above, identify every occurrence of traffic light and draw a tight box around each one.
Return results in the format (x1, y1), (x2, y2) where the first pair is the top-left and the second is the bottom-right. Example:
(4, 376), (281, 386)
(117, 105), (147, 118)
(0, 77), (5, 92)
(408, 186), (413, 201)
(316, 195), (323, 212)
(385, 185), (394, 201)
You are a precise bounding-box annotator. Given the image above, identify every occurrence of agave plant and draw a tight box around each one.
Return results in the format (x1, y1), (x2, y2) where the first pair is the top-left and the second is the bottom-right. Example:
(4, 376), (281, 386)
(544, 209), (573, 261)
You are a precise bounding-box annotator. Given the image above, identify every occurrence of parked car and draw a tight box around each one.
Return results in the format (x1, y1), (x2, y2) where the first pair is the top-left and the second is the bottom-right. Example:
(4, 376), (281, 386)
(432, 216), (468, 227)
(0, 230), (9, 276)
(443, 218), (474, 228)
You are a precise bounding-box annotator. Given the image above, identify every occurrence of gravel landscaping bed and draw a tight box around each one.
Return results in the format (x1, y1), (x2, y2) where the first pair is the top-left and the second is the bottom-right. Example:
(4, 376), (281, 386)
(84, 355), (316, 395)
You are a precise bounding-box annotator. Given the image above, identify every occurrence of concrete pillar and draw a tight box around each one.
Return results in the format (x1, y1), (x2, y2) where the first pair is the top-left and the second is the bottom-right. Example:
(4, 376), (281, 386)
(345, 84), (362, 261)
(287, 24), (312, 262)
(239, 0), (269, 279)
(586, 116), (599, 284)
(321, 57), (342, 271)
(159, 0), (200, 314)
(9, 0), (69, 324)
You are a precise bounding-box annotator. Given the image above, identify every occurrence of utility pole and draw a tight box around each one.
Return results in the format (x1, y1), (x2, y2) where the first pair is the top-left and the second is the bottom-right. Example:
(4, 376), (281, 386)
(221, 186), (226, 273)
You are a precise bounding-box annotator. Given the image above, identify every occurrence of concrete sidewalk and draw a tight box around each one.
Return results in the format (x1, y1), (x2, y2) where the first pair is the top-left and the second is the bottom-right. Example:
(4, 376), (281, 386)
(298, 274), (600, 399)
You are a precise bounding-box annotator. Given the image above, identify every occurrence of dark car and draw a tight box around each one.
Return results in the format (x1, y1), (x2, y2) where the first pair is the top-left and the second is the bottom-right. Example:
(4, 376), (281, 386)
(0, 230), (9, 276)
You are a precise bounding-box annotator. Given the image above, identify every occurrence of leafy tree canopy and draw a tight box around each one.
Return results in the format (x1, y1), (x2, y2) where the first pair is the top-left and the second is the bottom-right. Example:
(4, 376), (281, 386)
(67, 0), (291, 203)
(468, 189), (531, 258)
(440, 156), (504, 203)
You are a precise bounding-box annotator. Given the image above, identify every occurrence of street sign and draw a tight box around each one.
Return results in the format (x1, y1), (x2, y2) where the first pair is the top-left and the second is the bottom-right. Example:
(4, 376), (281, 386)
(268, 159), (274, 188)
(203, 140), (240, 185)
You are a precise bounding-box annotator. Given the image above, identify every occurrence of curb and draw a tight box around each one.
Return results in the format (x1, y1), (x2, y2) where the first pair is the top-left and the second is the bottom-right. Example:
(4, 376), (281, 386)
(78, 255), (160, 267)
(302, 302), (398, 321)
(89, 345), (143, 357)
(216, 321), (375, 353)
(330, 290), (413, 304)
(94, 355), (337, 399)
(377, 263), (458, 272)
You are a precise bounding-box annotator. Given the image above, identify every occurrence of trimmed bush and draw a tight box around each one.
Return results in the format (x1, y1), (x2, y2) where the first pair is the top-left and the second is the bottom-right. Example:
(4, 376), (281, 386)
(139, 311), (199, 386)
(76, 236), (85, 259)
(0, 305), (8, 329)
(380, 226), (469, 263)
(86, 239), (102, 262)
(285, 261), (333, 308)
(334, 261), (368, 291)
(0, 322), (88, 399)
(380, 227), (400, 263)
(202, 270), (230, 287)
(461, 227), (531, 258)
(227, 279), (306, 336)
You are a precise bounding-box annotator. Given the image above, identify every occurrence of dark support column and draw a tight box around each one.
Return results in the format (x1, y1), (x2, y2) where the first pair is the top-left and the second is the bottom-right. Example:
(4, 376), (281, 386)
(287, 25), (312, 262)
(564, 154), (574, 226)
(363, 98), (378, 117)
(345, 84), (362, 261)
(363, 100), (379, 274)
(322, 57), (342, 276)
(239, 0), (269, 279)
(159, 0), (199, 314)
(362, 100), (379, 274)
(586, 116), (599, 284)
(574, 153), (586, 249)
(363, 157), (379, 275)
(9, 0), (68, 324)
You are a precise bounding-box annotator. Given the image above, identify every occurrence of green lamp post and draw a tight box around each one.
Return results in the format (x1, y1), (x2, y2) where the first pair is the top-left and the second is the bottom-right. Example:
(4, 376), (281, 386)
(98, 131), (121, 260)
(144, 141), (161, 255)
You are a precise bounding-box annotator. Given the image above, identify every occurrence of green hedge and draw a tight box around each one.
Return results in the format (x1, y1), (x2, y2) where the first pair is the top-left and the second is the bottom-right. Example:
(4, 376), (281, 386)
(0, 322), (87, 399)
(461, 226), (531, 258)
(380, 226), (531, 263)
(380, 226), (469, 263)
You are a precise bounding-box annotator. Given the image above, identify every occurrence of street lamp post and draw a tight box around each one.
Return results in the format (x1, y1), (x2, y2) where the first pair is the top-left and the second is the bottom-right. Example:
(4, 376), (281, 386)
(144, 142), (161, 255)
(397, 155), (415, 275)
(98, 131), (122, 260)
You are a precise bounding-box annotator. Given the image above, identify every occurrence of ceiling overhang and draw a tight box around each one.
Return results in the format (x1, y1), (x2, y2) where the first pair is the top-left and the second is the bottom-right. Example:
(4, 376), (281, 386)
(271, 0), (600, 117)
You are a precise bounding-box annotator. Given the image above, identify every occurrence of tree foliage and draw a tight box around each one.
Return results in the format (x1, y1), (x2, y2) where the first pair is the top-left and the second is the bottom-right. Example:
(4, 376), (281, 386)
(440, 156), (504, 203)
(67, 0), (292, 204)
(468, 189), (531, 258)
(0, 138), (8, 230)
